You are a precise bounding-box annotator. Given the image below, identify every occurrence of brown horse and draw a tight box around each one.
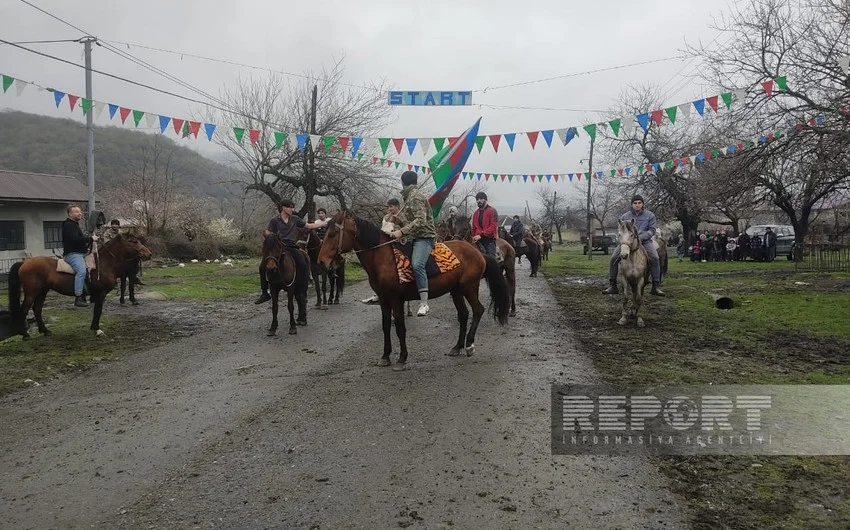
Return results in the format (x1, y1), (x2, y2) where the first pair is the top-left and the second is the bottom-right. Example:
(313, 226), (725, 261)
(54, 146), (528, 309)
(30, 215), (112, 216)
(318, 211), (510, 369)
(262, 234), (310, 336)
(7, 234), (152, 338)
(498, 226), (540, 277)
(451, 215), (518, 317)
(541, 232), (552, 261)
(654, 236), (669, 285)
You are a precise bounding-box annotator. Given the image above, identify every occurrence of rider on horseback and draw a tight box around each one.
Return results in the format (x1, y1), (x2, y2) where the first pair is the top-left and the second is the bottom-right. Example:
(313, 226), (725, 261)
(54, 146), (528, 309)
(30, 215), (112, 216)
(602, 195), (666, 297)
(509, 215), (525, 249)
(471, 192), (499, 260)
(390, 171), (438, 317)
(362, 199), (404, 305)
(62, 204), (97, 308)
(255, 199), (329, 304)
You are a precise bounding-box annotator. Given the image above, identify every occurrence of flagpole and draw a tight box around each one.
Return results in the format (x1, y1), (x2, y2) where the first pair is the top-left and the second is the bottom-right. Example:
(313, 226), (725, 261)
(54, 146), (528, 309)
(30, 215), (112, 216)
(585, 136), (595, 261)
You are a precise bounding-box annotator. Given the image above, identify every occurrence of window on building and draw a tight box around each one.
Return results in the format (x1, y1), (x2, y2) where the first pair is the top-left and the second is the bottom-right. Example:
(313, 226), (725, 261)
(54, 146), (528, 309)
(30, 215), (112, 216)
(43, 221), (64, 249)
(0, 221), (26, 251)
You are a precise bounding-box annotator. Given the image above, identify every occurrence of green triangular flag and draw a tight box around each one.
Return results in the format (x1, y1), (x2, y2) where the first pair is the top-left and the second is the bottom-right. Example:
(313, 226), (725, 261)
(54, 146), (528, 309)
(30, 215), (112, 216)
(323, 136), (335, 152)
(744, 140), (754, 149)
(274, 131), (286, 149)
(357, 153), (364, 160)
(433, 137), (445, 152)
(712, 149), (720, 158)
(583, 123), (597, 141)
(585, 172), (591, 179)
(665, 106), (678, 124)
(182, 120), (190, 138)
(608, 119), (621, 137)
(664, 160), (673, 169)
(394, 161), (400, 169)
(721, 92), (733, 109)
(610, 169), (616, 177)
(233, 127), (246, 144)
(775, 76), (787, 92)
(379, 158), (386, 166)
(507, 174), (513, 182)
(81, 98), (92, 115)
(132, 110), (144, 127)
(378, 138), (390, 155)
(1, 75), (13, 93)
(475, 135), (485, 153)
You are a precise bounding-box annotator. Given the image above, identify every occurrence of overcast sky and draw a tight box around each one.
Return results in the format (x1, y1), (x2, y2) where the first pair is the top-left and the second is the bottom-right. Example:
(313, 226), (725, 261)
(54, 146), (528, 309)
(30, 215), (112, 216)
(0, 0), (737, 213)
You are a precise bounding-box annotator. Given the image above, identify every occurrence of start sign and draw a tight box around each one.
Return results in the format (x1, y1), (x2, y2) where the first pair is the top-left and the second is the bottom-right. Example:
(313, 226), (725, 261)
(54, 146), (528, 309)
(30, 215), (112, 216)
(388, 91), (473, 106)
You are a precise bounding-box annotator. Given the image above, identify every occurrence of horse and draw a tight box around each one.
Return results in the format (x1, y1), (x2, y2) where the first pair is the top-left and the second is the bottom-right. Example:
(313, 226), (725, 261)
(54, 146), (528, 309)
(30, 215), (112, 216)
(616, 219), (651, 327)
(262, 233), (309, 336)
(452, 215), (518, 317)
(118, 258), (143, 306)
(654, 236), (668, 285)
(298, 227), (345, 309)
(499, 226), (540, 277)
(318, 211), (511, 369)
(7, 234), (152, 338)
(541, 232), (552, 261)
(0, 310), (34, 342)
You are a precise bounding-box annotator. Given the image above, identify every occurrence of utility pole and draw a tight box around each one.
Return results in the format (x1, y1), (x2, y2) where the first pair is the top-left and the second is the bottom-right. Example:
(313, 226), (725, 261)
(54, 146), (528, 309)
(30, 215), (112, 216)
(307, 84), (318, 219)
(82, 36), (97, 214)
(585, 136), (595, 261)
(552, 190), (557, 241)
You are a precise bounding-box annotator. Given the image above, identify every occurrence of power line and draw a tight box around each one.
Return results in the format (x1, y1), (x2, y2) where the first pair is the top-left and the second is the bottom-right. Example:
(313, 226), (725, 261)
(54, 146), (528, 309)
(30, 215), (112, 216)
(1, 38), (81, 45)
(478, 103), (608, 113)
(18, 0), (90, 35)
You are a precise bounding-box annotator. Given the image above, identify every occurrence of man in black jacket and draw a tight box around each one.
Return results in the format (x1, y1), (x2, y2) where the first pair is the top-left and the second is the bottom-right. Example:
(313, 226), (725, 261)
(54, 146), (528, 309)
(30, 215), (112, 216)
(62, 204), (96, 307)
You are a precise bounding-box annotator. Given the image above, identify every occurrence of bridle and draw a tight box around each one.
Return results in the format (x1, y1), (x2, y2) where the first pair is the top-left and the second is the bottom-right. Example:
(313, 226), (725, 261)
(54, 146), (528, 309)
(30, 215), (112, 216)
(264, 236), (296, 288)
(333, 218), (399, 255)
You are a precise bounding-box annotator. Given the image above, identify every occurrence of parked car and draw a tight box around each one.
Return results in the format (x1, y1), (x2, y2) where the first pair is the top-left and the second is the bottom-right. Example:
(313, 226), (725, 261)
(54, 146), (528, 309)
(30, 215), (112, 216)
(581, 234), (617, 255)
(744, 224), (796, 260)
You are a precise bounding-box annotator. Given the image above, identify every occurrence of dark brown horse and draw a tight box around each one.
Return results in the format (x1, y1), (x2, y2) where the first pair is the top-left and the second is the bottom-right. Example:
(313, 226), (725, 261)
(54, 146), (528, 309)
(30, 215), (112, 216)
(298, 227), (345, 309)
(262, 234), (309, 336)
(499, 226), (540, 277)
(7, 234), (152, 338)
(318, 211), (510, 369)
(541, 232), (552, 261)
(451, 215), (518, 317)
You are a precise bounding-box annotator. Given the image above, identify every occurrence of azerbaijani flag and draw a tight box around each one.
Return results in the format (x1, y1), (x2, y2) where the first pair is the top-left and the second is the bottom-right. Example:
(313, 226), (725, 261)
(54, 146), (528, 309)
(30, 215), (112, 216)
(427, 117), (481, 218)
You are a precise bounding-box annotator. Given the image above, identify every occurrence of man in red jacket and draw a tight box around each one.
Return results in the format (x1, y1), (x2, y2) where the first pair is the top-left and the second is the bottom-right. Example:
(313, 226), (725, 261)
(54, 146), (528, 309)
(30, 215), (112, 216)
(471, 192), (499, 259)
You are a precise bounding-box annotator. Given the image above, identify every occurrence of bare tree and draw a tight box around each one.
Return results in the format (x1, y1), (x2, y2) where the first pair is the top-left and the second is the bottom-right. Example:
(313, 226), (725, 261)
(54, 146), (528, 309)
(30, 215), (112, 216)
(208, 59), (395, 221)
(535, 185), (576, 243)
(571, 178), (627, 236)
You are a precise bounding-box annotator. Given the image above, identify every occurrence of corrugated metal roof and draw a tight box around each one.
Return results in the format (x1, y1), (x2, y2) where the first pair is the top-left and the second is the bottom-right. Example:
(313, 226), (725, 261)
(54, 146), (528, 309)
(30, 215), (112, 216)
(0, 169), (89, 203)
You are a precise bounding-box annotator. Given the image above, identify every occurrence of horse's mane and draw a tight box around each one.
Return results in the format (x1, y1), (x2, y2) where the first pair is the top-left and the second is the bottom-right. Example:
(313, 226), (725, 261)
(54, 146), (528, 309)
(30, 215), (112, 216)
(351, 215), (387, 249)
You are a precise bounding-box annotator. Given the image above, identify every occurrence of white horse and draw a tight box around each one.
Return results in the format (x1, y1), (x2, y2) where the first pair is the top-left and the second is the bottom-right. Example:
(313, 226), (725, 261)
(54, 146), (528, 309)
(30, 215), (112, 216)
(616, 219), (651, 327)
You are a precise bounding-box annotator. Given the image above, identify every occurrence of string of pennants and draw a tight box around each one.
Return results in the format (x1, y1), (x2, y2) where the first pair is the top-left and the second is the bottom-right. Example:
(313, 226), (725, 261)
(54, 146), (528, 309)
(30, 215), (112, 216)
(0, 71), (786, 156)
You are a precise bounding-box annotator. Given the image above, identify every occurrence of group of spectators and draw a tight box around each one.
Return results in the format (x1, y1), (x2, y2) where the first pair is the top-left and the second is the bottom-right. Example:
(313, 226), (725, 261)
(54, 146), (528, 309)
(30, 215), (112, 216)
(671, 228), (779, 262)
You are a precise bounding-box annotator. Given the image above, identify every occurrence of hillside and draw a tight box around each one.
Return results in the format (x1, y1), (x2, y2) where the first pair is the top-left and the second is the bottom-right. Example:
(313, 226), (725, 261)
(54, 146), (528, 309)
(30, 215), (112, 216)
(0, 110), (240, 199)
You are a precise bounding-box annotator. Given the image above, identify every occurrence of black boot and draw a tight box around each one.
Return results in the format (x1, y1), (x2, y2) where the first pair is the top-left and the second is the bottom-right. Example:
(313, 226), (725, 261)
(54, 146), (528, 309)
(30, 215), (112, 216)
(74, 296), (89, 307)
(602, 280), (618, 294)
(651, 283), (666, 296)
(254, 292), (271, 304)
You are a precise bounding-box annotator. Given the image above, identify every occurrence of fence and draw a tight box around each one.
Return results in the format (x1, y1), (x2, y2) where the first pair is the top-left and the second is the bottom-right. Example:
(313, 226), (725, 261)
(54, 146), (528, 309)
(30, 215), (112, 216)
(0, 257), (25, 288)
(794, 242), (850, 272)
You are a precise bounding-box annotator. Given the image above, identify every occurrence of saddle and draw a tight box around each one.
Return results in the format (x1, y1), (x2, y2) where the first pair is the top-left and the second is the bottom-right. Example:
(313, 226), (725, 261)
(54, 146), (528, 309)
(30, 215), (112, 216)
(56, 254), (97, 274)
(474, 241), (504, 264)
(391, 242), (460, 284)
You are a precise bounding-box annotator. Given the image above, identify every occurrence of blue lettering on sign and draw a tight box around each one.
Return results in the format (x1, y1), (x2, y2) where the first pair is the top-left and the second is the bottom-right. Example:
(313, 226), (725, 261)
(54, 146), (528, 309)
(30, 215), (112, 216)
(387, 91), (473, 106)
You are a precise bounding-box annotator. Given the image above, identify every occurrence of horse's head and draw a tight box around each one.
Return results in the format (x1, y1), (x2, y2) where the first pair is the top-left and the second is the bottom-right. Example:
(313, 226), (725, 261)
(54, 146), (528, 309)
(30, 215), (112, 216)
(453, 215), (471, 241)
(617, 219), (640, 259)
(109, 233), (153, 261)
(262, 233), (286, 272)
(318, 211), (355, 269)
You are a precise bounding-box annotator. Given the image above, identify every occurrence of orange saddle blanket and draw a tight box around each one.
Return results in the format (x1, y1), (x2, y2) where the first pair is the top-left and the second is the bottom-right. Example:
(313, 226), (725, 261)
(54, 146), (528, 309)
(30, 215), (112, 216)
(392, 242), (460, 284)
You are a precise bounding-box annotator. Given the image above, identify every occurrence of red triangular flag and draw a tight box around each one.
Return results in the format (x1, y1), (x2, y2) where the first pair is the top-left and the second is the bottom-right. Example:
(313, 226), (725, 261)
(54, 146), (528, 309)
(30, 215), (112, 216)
(392, 138), (404, 154)
(372, 156), (378, 163)
(387, 159), (393, 167)
(645, 163), (653, 172)
(736, 143), (744, 151)
(706, 96), (719, 112)
(249, 129), (261, 145)
(68, 94), (80, 111)
(448, 136), (458, 145)
(500, 174), (506, 182)
(576, 173), (582, 181)
(407, 164), (412, 170)
(704, 151), (713, 160)
(338, 136), (350, 152)
(119, 107), (132, 124)
(651, 109), (664, 126)
(618, 168), (624, 176)
(484, 173), (490, 181)
(488, 134), (501, 152)
(189, 121), (201, 138)
(761, 79), (775, 97)
(172, 118), (184, 135)
(527, 131), (539, 149)
(531, 175), (537, 182)
(553, 174), (559, 182)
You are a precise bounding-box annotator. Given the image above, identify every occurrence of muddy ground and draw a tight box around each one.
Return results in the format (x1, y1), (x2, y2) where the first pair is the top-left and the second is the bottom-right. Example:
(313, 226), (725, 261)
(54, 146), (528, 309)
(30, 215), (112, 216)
(0, 262), (688, 529)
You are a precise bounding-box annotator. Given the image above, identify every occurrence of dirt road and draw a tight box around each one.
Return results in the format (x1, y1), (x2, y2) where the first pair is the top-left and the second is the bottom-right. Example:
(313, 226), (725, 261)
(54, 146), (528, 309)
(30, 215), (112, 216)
(0, 264), (687, 529)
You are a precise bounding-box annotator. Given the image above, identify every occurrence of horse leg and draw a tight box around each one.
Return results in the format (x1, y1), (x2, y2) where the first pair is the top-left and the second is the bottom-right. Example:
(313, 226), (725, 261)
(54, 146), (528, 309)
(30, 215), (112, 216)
(378, 299), (393, 366)
(313, 266), (322, 309)
(636, 279), (647, 328)
(19, 289), (38, 340)
(268, 287), (279, 336)
(33, 291), (51, 335)
(504, 264), (517, 317)
(129, 274), (139, 305)
(289, 290), (300, 334)
(119, 275), (126, 305)
(448, 289), (469, 356)
(618, 278), (629, 326)
(320, 270), (329, 310)
(462, 285), (486, 356)
(91, 292), (107, 336)
(392, 300), (409, 370)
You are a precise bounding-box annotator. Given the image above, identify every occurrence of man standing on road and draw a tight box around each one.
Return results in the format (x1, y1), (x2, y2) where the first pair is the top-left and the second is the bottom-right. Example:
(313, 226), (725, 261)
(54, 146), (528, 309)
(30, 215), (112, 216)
(601, 195), (665, 297)
(62, 204), (96, 308)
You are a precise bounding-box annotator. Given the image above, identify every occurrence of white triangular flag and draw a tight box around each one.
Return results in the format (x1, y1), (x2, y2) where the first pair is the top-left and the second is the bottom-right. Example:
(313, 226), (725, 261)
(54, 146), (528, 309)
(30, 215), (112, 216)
(622, 118), (635, 135)
(14, 79), (27, 96)
(309, 134), (322, 152)
(840, 55), (850, 75)
(419, 137), (432, 155)
(721, 147), (729, 156)
(287, 133), (298, 151)
(363, 138), (378, 155)
(92, 101), (105, 120)
(145, 112), (156, 129)
(678, 103), (691, 120)
(556, 128), (567, 144)
(733, 88), (747, 104)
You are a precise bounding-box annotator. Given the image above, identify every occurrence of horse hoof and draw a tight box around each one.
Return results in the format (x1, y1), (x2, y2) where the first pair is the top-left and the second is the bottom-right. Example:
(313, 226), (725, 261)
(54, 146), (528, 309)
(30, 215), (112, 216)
(288, 328), (297, 335)
(618, 318), (627, 326)
(296, 320), (307, 326)
(377, 358), (392, 367)
(509, 310), (516, 317)
(131, 300), (140, 306)
(447, 348), (462, 357)
(637, 319), (645, 328)
(267, 329), (277, 336)
(466, 344), (475, 357)
(321, 305), (329, 311)
(22, 333), (31, 341)
(314, 303), (322, 309)
(119, 300), (125, 305)
(333, 300), (339, 305)
(40, 329), (52, 336)
(407, 310), (413, 317)
(392, 362), (407, 372)
(95, 329), (105, 337)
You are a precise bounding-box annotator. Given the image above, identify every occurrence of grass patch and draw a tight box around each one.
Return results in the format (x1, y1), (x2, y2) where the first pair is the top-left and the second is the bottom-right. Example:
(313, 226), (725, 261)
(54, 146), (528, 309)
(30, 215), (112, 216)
(543, 245), (850, 529)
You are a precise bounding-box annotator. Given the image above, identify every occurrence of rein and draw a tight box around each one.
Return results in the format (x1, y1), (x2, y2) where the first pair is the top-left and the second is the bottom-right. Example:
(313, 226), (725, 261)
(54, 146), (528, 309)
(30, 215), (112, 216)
(335, 221), (402, 254)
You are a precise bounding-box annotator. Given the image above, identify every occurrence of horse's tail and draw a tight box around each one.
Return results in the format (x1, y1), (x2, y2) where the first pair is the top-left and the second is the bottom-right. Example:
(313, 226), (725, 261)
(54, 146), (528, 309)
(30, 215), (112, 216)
(527, 240), (540, 274)
(7, 261), (23, 324)
(482, 255), (510, 326)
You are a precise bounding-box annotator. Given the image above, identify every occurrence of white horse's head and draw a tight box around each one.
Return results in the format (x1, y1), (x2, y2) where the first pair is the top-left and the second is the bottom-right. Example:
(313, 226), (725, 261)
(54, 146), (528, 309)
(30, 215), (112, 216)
(618, 219), (639, 259)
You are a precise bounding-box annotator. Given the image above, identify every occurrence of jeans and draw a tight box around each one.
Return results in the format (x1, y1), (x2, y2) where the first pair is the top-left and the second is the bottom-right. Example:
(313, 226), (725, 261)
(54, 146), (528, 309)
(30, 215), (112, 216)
(479, 237), (497, 257)
(608, 241), (661, 284)
(65, 252), (87, 296)
(411, 238), (435, 293)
